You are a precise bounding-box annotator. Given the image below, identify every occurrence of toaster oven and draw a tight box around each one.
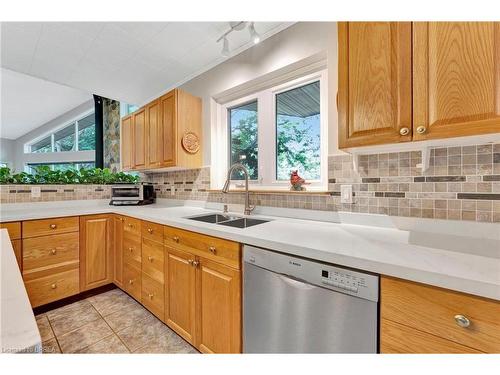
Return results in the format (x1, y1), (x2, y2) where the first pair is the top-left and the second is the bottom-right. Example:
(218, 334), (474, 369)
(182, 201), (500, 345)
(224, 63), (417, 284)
(110, 184), (155, 206)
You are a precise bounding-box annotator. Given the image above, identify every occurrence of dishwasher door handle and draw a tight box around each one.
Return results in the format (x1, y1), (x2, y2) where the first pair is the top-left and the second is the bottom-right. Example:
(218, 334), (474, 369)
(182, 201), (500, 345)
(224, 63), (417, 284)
(278, 274), (316, 290)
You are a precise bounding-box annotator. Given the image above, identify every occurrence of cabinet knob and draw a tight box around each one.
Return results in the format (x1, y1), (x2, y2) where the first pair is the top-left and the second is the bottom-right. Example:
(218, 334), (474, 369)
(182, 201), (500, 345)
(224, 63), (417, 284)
(192, 260), (200, 268)
(51, 283), (57, 289)
(173, 236), (180, 243)
(147, 228), (153, 234)
(416, 125), (427, 134)
(129, 247), (133, 252)
(188, 259), (194, 266)
(209, 246), (217, 254)
(129, 279), (134, 285)
(148, 256), (153, 262)
(399, 127), (410, 136)
(128, 223), (133, 228)
(50, 249), (57, 255)
(148, 293), (154, 299)
(454, 314), (471, 328)
(50, 224), (57, 229)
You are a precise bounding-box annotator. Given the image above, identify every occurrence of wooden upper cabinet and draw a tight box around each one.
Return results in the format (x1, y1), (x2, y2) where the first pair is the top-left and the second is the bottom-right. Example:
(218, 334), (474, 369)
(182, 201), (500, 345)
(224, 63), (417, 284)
(113, 215), (124, 288)
(121, 115), (133, 170)
(133, 107), (146, 169)
(146, 100), (162, 168)
(80, 215), (113, 291)
(160, 90), (176, 167)
(338, 22), (413, 148)
(413, 22), (500, 140)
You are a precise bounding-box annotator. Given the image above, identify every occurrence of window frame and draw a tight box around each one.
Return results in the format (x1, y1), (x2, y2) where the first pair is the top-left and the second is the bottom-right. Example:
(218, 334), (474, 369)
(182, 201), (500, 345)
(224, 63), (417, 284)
(23, 109), (96, 172)
(214, 69), (328, 191)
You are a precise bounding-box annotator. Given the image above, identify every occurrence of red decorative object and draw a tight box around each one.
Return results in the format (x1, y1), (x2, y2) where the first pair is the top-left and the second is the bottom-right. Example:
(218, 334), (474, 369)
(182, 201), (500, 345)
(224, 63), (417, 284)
(290, 170), (309, 191)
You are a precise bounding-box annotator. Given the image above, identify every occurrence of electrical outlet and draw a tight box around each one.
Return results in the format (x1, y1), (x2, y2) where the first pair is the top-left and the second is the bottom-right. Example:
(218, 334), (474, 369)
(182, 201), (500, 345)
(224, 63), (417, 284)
(340, 185), (353, 204)
(170, 184), (175, 196)
(31, 186), (41, 198)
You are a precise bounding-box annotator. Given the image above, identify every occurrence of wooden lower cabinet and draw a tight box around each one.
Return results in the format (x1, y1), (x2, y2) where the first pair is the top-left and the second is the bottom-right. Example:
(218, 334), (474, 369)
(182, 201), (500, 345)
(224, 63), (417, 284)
(24, 267), (80, 308)
(381, 276), (500, 353)
(11, 239), (22, 270)
(1, 221), (22, 269)
(197, 257), (241, 354)
(123, 262), (142, 301)
(381, 319), (481, 353)
(80, 215), (113, 291)
(165, 246), (197, 344)
(113, 215), (124, 288)
(142, 272), (164, 320)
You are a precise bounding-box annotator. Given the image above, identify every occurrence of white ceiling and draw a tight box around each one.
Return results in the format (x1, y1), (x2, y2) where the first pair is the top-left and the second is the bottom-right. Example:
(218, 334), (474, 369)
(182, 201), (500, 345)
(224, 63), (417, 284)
(0, 22), (293, 106)
(0, 68), (91, 139)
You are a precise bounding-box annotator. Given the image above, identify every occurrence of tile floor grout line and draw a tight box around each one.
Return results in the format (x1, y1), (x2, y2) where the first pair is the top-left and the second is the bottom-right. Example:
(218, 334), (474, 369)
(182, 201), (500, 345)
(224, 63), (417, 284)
(44, 314), (63, 354)
(75, 333), (119, 354)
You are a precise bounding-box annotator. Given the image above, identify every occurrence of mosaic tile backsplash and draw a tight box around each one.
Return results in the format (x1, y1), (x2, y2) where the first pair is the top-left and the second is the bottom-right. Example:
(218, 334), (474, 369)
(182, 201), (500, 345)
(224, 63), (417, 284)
(1, 142), (499, 223)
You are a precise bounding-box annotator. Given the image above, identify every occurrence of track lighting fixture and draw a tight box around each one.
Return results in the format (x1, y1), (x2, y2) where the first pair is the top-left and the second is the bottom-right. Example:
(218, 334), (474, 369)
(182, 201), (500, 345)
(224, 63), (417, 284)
(249, 22), (260, 44)
(217, 22), (261, 56)
(221, 36), (230, 57)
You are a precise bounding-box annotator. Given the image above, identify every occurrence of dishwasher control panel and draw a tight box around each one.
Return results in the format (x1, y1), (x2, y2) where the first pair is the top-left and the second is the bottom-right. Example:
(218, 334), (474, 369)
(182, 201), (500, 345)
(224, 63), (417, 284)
(244, 245), (379, 302)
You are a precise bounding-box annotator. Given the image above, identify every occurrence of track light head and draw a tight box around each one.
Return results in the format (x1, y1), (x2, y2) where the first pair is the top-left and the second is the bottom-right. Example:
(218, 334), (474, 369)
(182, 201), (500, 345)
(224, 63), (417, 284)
(221, 36), (230, 57)
(249, 22), (260, 44)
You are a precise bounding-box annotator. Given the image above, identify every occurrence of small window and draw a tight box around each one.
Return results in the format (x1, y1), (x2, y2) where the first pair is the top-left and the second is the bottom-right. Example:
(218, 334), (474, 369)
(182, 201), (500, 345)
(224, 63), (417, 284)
(54, 123), (76, 152)
(31, 136), (52, 153)
(276, 81), (321, 181)
(78, 113), (96, 151)
(228, 100), (258, 180)
(27, 162), (95, 174)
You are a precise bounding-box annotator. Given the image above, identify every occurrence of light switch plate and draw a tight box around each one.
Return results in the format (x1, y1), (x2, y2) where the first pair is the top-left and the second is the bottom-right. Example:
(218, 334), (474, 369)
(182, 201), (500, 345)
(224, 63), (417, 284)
(31, 186), (41, 198)
(340, 185), (353, 204)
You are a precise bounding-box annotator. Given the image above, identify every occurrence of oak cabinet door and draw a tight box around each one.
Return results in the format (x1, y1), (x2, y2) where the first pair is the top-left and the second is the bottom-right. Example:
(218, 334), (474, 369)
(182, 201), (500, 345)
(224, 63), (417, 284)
(160, 90), (177, 167)
(196, 257), (241, 353)
(133, 107), (147, 169)
(121, 115), (133, 170)
(165, 246), (196, 344)
(413, 22), (500, 140)
(338, 22), (412, 148)
(146, 99), (162, 168)
(80, 215), (112, 291)
(113, 216), (124, 288)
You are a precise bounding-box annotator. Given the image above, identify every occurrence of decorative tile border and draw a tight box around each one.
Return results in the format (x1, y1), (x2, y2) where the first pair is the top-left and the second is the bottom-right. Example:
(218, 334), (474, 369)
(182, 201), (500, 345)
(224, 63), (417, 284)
(1, 142), (499, 223)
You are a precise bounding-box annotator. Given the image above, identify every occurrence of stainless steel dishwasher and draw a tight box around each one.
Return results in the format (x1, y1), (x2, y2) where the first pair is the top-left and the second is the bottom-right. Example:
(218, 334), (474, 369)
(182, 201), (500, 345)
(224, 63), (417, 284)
(243, 245), (379, 353)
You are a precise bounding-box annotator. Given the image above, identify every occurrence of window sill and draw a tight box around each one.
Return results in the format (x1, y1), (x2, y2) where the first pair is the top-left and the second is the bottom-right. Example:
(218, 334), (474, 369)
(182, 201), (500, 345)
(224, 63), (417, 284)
(207, 189), (330, 195)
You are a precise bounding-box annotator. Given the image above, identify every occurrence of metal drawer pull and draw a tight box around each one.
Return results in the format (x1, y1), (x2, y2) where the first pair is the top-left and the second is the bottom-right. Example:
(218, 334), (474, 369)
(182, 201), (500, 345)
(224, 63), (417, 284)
(173, 236), (180, 243)
(399, 127), (410, 136)
(416, 125), (427, 134)
(129, 279), (134, 285)
(147, 228), (153, 234)
(50, 224), (57, 229)
(128, 223), (133, 228)
(188, 259), (194, 266)
(209, 246), (216, 254)
(454, 314), (471, 328)
(51, 249), (57, 255)
(148, 293), (154, 299)
(129, 247), (134, 252)
(51, 283), (57, 289)
(148, 256), (153, 262)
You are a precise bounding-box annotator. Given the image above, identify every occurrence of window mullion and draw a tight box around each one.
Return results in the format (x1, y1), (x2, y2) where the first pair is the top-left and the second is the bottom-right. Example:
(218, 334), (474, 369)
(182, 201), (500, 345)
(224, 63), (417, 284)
(75, 121), (79, 151)
(51, 134), (55, 152)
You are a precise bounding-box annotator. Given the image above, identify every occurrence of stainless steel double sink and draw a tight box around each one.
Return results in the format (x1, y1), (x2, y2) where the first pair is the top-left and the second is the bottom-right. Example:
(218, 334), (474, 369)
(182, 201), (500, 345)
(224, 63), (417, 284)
(185, 213), (269, 228)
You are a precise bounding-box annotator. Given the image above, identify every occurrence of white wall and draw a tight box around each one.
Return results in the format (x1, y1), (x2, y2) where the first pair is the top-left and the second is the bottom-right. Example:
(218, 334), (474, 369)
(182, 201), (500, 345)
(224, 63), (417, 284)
(0, 138), (15, 167)
(180, 22), (338, 165)
(13, 99), (95, 171)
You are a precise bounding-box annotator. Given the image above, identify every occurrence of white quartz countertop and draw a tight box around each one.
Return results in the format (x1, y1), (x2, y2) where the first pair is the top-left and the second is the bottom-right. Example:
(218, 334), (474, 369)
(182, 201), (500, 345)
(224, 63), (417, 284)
(1, 199), (499, 301)
(0, 229), (41, 353)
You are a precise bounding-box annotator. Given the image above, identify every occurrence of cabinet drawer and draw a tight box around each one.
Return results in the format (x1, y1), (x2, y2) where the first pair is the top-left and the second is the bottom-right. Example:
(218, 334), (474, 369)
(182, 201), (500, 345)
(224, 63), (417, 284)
(381, 318), (482, 353)
(142, 272), (165, 320)
(142, 237), (164, 283)
(123, 232), (141, 268)
(123, 216), (141, 236)
(141, 220), (163, 244)
(24, 269), (79, 308)
(381, 276), (500, 353)
(23, 217), (79, 238)
(123, 262), (142, 302)
(164, 226), (241, 269)
(23, 232), (79, 272)
(0, 221), (21, 239)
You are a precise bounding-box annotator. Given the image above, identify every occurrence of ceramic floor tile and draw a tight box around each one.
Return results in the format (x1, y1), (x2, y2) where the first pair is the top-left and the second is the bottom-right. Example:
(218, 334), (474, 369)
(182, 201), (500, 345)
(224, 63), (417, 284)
(115, 314), (169, 352)
(103, 300), (154, 332)
(133, 326), (198, 354)
(87, 288), (139, 317)
(41, 338), (61, 354)
(36, 314), (54, 342)
(47, 300), (101, 336)
(57, 318), (113, 353)
(78, 334), (130, 354)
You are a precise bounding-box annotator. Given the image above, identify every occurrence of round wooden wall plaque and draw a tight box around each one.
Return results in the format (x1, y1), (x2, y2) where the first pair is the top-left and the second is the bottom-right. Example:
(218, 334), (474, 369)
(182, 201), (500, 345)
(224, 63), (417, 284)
(181, 131), (200, 154)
